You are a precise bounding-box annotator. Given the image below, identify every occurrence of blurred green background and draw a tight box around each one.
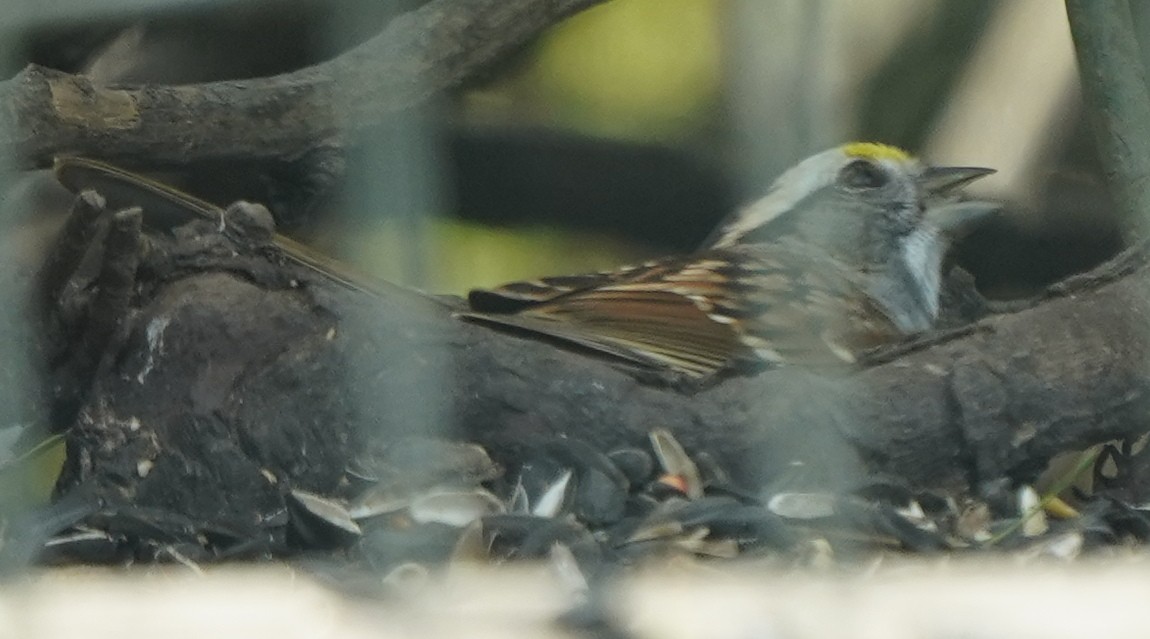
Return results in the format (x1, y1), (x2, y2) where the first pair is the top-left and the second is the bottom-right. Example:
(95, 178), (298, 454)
(313, 0), (1111, 298)
(8, 0), (1115, 297)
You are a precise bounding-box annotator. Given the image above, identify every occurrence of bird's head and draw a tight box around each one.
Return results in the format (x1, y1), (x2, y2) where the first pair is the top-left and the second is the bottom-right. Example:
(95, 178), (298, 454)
(706, 142), (999, 330)
(707, 142), (997, 264)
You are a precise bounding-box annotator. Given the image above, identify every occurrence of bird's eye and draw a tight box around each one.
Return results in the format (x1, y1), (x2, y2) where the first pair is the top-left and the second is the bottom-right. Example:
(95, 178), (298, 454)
(839, 160), (889, 190)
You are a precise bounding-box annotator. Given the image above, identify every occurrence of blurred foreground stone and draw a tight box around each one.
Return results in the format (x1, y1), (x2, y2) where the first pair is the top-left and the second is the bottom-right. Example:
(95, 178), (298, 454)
(4, 558), (1150, 639)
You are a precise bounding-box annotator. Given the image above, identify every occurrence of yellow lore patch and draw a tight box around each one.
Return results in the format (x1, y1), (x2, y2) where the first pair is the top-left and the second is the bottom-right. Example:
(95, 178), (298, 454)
(842, 142), (910, 163)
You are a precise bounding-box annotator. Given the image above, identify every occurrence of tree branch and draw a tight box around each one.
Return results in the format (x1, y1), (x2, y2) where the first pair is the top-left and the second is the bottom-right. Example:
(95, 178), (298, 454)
(47, 197), (1150, 537)
(0, 0), (608, 169)
(1066, 0), (1150, 224)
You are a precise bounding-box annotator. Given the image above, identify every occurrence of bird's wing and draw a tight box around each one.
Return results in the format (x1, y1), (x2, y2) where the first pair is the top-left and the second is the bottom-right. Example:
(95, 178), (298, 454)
(467, 263), (661, 312)
(463, 254), (744, 377)
(460, 245), (900, 378)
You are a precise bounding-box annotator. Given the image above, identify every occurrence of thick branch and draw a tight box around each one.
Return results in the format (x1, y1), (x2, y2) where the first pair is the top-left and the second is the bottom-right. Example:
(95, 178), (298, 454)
(0, 0), (608, 169)
(51, 209), (1150, 533)
(1066, 0), (1150, 223)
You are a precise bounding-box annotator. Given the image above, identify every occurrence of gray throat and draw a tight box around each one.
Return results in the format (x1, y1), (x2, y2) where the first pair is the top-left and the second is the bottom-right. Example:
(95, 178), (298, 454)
(867, 227), (948, 333)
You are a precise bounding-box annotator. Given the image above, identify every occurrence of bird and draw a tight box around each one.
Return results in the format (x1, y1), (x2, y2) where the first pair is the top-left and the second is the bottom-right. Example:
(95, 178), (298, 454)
(459, 142), (998, 379)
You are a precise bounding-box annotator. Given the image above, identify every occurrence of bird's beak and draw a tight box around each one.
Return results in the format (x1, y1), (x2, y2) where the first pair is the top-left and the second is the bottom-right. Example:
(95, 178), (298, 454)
(926, 200), (1000, 239)
(919, 165), (999, 239)
(919, 165), (996, 195)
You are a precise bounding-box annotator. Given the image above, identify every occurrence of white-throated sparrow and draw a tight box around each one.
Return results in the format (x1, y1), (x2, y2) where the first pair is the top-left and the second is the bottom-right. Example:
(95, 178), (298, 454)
(461, 142), (998, 378)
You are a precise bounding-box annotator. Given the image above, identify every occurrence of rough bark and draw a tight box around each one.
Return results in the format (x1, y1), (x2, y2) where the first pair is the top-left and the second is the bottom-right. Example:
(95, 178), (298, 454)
(0, 0), (609, 169)
(46, 193), (1150, 536)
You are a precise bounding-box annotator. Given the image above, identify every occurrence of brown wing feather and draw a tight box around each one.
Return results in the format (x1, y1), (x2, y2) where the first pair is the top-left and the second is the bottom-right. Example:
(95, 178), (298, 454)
(468, 264), (657, 312)
(463, 288), (742, 377)
(460, 244), (902, 378)
(523, 289), (744, 375)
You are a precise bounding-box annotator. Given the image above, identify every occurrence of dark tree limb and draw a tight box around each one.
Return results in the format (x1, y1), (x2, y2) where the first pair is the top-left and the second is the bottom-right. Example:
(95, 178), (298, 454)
(0, 0), (608, 169)
(44, 187), (1150, 537)
(1066, 0), (1150, 223)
